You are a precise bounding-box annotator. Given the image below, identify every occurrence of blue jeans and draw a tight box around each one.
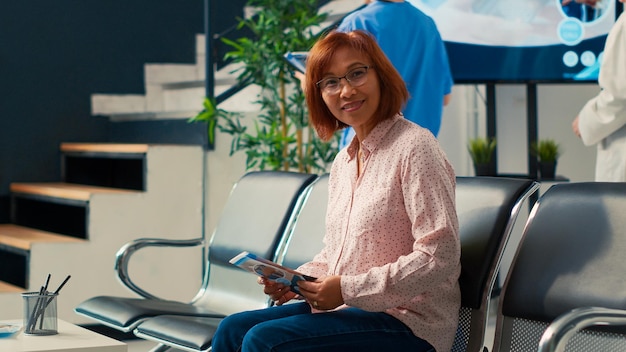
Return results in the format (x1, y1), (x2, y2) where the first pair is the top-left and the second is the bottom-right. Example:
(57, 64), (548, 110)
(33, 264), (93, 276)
(211, 302), (435, 352)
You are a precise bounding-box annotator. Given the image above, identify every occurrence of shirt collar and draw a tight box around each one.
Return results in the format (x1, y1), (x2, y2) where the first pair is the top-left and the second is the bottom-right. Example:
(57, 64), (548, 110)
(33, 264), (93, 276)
(346, 114), (403, 162)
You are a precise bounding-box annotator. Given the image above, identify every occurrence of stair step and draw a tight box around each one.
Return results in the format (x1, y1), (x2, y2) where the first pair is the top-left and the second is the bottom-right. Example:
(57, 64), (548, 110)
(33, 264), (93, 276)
(10, 183), (142, 239)
(87, 0), (359, 120)
(60, 143), (148, 190)
(0, 224), (84, 251)
(162, 86), (205, 112)
(0, 280), (23, 293)
(61, 143), (149, 155)
(10, 183), (139, 202)
(145, 63), (200, 85)
(0, 224), (85, 289)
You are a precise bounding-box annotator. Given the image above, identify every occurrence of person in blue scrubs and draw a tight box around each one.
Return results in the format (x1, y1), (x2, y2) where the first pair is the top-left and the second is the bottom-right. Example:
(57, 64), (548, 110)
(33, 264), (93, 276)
(336, 0), (453, 148)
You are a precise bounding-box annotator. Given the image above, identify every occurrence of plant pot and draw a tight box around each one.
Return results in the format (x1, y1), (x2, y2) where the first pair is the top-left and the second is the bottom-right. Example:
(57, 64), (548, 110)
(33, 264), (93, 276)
(474, 162), (496, 176)
(538, 161), (557, 179)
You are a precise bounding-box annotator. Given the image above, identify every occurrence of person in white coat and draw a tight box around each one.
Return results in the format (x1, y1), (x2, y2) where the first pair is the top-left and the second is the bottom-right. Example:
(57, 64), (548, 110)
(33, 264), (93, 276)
(572, 0), (626, 182)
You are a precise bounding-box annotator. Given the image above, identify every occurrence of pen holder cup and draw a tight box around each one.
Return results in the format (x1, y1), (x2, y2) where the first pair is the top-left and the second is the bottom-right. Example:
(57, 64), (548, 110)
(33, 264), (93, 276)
(22, 291), (58, 335)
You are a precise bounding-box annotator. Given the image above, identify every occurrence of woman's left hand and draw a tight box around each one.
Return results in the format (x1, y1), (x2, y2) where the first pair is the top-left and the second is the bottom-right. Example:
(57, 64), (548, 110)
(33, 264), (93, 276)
(297, 275), (344, 310)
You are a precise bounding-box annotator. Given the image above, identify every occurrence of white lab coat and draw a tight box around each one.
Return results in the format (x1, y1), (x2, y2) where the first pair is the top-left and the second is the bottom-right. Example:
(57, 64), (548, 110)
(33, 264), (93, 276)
(579, 12), (626, 182)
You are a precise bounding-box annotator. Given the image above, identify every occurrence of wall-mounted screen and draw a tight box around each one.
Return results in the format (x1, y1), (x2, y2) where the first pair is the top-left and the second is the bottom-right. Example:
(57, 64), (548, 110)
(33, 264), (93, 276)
(408, 0), (621, 83)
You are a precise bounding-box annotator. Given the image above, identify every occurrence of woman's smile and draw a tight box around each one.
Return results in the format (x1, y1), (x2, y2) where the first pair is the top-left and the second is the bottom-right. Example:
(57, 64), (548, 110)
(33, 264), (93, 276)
(342, 100), (364, 112)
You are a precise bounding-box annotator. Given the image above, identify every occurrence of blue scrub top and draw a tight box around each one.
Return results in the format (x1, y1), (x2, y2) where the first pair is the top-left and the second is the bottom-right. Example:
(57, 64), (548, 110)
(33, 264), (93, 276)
(337, 1), (452, 147)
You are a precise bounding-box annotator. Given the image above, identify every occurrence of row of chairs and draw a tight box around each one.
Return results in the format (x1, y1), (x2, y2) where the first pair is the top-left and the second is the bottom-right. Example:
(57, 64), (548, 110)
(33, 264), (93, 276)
(75, 171), (626, 351)
(76, 171), (323, 352)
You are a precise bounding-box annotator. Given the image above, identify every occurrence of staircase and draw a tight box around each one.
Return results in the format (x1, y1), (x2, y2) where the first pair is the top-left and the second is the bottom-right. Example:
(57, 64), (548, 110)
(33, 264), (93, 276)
(89, 0), (359, 120)
(0, 143), (205, 324)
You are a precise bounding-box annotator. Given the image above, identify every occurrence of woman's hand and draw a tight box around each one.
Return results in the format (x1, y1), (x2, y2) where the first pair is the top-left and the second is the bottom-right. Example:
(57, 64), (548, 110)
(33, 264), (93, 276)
(257, 277), (297, 306)
(294, 71), (307, 92)
(297, 275), (344, 311)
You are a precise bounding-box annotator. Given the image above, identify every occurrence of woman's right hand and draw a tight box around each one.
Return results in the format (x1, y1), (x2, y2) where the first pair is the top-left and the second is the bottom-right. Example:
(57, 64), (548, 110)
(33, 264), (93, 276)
(258, 277), (298, 305)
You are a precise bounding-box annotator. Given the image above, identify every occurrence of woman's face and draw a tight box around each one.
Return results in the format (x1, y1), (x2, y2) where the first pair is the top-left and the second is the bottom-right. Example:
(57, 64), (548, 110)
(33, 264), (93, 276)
(319, 47), (380, 136)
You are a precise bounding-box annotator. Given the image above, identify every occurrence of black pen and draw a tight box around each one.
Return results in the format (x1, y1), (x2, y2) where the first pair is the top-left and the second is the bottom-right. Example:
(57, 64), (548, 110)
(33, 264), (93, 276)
(52, 275), (71, 295)
(38, 274), (52, 329)
(43, 275), (71, 308)
(32, 275), (72, 331)
(27, 286), (46, 332)
(43, 274), (51, 293)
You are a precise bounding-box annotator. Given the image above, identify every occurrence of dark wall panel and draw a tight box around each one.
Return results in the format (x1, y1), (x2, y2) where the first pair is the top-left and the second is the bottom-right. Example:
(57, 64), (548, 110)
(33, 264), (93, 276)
(0, 1), (205, 222)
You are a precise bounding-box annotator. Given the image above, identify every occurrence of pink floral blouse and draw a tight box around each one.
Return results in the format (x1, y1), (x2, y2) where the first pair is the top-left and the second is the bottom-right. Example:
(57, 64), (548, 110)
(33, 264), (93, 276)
(298, 114), (461, 352)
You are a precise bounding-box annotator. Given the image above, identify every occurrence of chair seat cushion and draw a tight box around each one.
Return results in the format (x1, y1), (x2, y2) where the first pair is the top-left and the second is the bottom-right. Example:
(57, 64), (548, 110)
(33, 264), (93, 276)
(75, 296), (225, 331)
(135, 315), (222, 351)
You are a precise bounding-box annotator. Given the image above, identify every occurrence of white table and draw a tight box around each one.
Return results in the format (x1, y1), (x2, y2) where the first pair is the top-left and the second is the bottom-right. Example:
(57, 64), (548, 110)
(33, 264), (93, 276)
(0, 319), (127, 352)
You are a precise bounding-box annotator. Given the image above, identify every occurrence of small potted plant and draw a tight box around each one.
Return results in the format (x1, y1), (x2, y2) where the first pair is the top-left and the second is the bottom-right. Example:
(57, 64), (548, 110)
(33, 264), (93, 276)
(467, 137), (497, 176)
(531, 139), (561, 179)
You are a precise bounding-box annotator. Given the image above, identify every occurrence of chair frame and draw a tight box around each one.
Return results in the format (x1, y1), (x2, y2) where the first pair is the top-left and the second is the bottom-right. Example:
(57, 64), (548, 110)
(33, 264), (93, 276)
(74, 171), (318, 333)
(452, 177), (539, 352)
(538, 307), (626, 352)
(133, 174), (330, 352)
(492, 182), (626, 352)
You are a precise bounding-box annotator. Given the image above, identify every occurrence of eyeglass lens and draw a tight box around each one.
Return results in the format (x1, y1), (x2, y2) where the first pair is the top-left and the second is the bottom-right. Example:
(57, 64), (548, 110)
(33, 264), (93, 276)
(318, 66), (370, 94)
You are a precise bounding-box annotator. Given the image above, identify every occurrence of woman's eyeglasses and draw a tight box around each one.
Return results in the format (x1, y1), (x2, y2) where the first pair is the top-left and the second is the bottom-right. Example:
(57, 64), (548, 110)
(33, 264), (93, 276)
(316, 66), (371, 95)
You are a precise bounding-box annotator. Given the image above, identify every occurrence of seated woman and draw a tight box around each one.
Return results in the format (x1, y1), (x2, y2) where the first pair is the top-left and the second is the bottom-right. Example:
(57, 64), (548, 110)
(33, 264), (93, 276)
(211, 30), (461, 352)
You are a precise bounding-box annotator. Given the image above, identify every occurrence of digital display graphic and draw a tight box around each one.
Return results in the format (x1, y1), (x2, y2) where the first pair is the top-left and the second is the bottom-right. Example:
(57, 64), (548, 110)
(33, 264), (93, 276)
(408, 0), (620, 83)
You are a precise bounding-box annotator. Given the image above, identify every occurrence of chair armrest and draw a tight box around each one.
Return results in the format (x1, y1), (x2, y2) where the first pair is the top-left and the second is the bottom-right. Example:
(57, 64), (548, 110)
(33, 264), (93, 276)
(538, 307), (626, 352)
(114, 237), (205, 299)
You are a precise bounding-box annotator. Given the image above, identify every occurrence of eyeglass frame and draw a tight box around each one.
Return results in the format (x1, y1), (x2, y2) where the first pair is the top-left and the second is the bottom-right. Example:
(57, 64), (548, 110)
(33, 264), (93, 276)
(315, 66), (372, 94)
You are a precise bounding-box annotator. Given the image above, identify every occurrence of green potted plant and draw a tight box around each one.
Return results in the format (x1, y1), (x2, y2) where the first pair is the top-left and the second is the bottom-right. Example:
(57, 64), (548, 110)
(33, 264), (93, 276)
(467, 137), (497, 176)
(531, 139), (561, 179)
(192, 0), (336, 174)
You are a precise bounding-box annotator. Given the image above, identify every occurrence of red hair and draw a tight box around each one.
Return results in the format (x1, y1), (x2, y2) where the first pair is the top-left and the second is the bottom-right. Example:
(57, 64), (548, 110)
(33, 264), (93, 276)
(305, 30), (409, 141)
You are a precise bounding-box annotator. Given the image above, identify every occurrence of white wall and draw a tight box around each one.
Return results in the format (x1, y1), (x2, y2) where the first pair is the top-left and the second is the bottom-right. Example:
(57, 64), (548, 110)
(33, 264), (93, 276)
(437, 83), (600, 182)
(439, 84), (487, 176)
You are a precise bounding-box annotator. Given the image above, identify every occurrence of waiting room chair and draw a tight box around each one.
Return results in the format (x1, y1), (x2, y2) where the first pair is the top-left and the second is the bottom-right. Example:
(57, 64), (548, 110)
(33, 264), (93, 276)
(452, 177), (539, 352)
(132, 174), (330, 352)
(491, 182), (626, 352)
(133, 176), (538, 352)
(74, 171), (318, 333)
